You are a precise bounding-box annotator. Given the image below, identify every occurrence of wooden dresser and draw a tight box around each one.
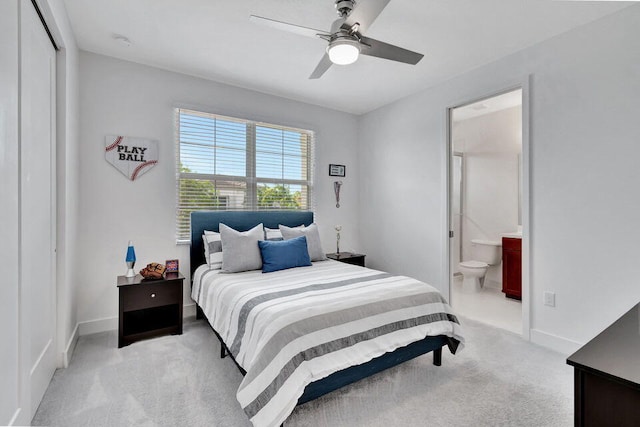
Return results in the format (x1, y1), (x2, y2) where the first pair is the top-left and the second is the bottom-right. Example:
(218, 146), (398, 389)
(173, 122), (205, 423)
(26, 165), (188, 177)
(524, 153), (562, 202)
(566, 304), (640, 426)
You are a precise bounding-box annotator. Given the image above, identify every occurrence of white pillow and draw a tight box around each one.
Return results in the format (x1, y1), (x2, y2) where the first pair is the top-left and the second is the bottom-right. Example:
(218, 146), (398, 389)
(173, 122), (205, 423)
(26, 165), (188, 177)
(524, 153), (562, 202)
(279, 223), (327, 261)
(264, 224), (303, 241)
(203, 230), (222, 269)
(220, 223), (264, 273)
(264, 227), (283, 241)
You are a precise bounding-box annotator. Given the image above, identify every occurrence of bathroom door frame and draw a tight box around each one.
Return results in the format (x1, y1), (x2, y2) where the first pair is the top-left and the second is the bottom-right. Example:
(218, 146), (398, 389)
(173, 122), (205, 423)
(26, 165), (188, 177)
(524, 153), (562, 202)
(451, 152), (464, 276)
(443, 77), (531, 340)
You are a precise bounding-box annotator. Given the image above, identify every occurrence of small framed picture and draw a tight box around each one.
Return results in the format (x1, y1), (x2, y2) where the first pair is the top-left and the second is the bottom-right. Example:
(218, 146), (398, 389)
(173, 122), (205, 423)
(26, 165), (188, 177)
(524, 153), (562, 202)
(165, 259), (179, 272)
(329, 164), (346, 177)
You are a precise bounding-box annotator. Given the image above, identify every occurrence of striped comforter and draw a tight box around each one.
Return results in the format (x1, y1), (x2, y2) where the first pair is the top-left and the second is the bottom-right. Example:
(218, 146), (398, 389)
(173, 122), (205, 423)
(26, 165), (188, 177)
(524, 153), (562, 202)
(192, 260), (464, 427)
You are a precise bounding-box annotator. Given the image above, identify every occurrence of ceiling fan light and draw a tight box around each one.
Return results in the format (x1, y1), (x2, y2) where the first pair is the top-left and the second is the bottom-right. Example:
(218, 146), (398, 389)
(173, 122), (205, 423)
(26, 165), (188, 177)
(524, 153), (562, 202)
(327, 39), (360, 65)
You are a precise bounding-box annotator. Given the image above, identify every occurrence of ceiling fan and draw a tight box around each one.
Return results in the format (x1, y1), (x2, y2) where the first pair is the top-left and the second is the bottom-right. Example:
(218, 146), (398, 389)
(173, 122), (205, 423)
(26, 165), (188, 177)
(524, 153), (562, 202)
(250, 0), (424, 79)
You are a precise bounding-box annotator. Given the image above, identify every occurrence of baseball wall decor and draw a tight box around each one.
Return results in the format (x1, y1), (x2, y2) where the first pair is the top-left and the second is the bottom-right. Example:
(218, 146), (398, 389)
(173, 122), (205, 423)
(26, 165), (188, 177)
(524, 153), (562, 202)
(105, 135), (159, 181)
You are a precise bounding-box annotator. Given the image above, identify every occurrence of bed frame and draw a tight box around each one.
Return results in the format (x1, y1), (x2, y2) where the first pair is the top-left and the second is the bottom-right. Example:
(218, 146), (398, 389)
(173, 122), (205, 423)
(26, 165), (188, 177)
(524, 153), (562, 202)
(190, 211), (459, 407)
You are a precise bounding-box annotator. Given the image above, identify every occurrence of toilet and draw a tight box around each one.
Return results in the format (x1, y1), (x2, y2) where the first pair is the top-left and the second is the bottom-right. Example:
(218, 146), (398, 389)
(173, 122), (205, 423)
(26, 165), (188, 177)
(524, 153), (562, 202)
(459, 239), (502, 292)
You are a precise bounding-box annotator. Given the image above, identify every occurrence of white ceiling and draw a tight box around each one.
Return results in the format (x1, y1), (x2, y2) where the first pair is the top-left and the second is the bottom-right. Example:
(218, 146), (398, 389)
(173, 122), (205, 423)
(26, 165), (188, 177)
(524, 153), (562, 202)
(63, 0), (631, 115)
(453, 89), (522, 122)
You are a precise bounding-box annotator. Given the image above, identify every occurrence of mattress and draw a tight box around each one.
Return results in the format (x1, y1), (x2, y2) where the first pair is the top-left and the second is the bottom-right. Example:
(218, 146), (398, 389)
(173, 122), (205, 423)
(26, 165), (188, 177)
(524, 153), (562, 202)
(191, 260), (464, 427)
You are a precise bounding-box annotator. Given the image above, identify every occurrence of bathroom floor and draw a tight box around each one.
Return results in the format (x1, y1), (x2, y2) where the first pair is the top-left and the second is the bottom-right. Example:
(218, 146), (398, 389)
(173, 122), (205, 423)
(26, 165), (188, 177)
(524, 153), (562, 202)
(450, 275), (522, 334)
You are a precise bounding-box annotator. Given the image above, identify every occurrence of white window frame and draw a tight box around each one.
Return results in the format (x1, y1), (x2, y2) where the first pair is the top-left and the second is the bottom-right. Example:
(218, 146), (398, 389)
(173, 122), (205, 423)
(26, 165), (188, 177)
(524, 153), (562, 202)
(175, 108), (314, 242)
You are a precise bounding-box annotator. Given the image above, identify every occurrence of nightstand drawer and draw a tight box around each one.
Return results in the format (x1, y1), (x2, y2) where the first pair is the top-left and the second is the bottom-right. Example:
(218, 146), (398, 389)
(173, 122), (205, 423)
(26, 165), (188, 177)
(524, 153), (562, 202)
(121, 281), (181, 311)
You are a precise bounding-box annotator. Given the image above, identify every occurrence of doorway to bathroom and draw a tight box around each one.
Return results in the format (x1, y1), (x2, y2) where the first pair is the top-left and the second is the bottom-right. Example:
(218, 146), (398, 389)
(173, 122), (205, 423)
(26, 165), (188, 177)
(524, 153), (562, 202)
(448, 88), (524, 334)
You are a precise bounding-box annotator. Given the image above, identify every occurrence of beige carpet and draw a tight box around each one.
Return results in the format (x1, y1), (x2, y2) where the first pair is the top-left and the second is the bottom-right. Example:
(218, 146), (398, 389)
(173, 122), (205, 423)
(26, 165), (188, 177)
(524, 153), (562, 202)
(33, 317), (573, 426)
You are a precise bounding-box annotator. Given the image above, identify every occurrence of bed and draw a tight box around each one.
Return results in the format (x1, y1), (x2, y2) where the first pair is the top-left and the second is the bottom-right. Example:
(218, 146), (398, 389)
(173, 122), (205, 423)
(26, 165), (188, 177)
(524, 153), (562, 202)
(190, 211), (463, 427)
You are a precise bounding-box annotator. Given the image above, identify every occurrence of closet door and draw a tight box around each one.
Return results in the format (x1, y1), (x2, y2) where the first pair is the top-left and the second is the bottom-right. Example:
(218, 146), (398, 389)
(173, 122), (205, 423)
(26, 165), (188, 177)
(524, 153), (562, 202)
(20, 0), (57, 417)
(0, 0), (20, 424)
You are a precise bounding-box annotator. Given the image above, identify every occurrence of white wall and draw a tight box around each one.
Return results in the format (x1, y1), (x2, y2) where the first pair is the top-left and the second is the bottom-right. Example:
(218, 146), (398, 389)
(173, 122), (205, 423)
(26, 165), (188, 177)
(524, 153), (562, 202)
(358, 5), (640, 354)
(76, 52), (360, 330)
(453, 106), (522, 287)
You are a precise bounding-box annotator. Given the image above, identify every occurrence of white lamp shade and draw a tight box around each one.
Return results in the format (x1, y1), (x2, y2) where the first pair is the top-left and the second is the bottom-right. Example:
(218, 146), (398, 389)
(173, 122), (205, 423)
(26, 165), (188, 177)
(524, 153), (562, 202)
(327, 40), (360, 65)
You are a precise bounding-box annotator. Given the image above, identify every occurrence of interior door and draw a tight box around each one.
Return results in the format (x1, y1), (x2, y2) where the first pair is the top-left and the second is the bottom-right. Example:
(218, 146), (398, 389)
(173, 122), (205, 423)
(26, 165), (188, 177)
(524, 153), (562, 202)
(20, 0), (57, 417)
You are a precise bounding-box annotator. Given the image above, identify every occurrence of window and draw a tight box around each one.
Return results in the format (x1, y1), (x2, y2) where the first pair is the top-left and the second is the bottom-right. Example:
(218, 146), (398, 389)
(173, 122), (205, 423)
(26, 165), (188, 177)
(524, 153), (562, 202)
(176, 109), (313, 241)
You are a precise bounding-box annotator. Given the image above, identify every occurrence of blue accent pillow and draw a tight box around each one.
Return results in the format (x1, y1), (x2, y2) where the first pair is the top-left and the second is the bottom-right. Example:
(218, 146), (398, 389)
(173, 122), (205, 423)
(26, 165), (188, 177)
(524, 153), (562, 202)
(258, 236), (312, 273)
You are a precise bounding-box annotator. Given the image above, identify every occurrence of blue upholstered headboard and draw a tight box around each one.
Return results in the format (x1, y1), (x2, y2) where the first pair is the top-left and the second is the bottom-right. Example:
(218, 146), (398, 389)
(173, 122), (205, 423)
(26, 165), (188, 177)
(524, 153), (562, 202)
(190, 211), (314, 278)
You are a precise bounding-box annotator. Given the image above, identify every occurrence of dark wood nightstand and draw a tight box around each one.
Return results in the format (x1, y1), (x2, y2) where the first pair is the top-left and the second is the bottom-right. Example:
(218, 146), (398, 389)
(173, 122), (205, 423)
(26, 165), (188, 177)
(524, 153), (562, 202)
(117, 272), (184, 348)
(326, 252), (366, 267)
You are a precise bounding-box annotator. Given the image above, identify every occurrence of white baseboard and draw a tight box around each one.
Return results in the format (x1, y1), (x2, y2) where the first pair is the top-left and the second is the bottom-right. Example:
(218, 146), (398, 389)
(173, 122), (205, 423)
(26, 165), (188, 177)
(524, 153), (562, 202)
(78, 304), (199, 336)
(530, 328), (583, 356)
(62, 323), (79, 368)
(184, 302), (196, 319)
(30, 339), (56, 419)
(78, 316), (118, 336)
(9, 407), (22, 426)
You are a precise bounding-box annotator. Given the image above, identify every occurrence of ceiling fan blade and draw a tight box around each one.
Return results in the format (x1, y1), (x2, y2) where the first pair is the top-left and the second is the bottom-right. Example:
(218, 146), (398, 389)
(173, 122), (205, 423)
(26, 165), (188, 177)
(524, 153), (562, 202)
(342, 0), (391, 34)
(250, 15), (329, 39)
(359, 36), (424, 65)
(309, 53), (333, 79)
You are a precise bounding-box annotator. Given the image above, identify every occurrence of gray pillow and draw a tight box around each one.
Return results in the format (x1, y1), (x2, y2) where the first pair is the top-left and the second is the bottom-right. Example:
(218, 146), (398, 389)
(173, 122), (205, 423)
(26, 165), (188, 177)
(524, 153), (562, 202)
(279, 223), (327, 261)
(220, 223), (264, 273)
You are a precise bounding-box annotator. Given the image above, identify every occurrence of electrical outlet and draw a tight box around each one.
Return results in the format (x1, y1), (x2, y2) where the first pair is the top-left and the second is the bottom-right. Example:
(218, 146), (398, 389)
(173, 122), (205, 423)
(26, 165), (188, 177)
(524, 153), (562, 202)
(544, 291), (555, 307)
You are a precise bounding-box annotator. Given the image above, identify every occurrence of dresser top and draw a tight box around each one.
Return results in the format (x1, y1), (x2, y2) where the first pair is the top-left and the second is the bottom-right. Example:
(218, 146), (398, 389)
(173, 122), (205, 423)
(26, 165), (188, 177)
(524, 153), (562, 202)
(567, 303), (640, 388)
(117, 272), (184, 287)
(326, 252), (365, 259)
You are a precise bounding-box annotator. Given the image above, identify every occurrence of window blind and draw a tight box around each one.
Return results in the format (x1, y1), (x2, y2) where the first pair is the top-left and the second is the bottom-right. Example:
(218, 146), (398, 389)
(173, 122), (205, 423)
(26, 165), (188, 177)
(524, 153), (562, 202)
(176, 108), (313, 241)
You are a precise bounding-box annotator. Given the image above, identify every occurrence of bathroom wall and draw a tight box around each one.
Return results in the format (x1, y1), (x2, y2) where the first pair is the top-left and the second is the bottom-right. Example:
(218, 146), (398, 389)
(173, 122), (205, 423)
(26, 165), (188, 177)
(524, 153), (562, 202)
(453, 106), (522, 287)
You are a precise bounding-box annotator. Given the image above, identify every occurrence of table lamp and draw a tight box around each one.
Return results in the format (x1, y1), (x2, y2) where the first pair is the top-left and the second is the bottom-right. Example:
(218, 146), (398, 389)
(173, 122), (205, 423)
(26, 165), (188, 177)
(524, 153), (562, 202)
(125, 241), (136, 277)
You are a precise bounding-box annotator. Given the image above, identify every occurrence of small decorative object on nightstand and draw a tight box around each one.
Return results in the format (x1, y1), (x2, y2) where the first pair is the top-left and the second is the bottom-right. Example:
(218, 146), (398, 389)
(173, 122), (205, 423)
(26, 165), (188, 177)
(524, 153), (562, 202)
(335, 225), (342, 253)
(326, 252), (365, 267)
(139, 262), (166, 279)
(117, 272), (184, 348)
(125, 240), (136, 277)
(165, 259), (179, 272)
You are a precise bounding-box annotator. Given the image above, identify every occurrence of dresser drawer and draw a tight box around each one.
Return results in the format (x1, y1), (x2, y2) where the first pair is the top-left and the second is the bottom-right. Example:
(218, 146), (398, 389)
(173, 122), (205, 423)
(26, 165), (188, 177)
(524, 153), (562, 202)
(120, 281), (182, 311)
